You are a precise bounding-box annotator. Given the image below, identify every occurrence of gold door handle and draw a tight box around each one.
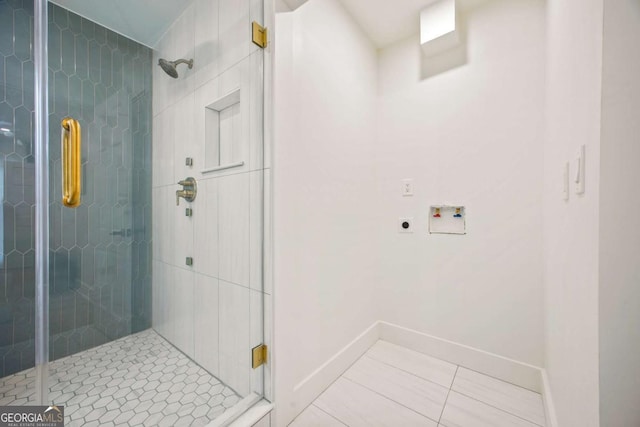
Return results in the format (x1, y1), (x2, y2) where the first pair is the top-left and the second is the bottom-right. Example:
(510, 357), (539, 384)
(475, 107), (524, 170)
(61, 117), (81, 208)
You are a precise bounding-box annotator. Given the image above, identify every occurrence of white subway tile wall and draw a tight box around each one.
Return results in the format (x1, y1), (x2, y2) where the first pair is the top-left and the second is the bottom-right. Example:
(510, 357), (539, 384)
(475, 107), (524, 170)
(152, 0), (267, 400)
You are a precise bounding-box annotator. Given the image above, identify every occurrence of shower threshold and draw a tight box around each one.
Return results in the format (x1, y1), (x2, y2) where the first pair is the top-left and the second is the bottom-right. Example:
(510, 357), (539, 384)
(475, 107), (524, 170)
(0, 329), (240, 426)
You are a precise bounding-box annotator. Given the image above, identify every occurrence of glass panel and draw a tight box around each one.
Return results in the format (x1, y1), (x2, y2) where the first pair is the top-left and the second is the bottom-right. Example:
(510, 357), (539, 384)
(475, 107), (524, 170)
(46, 0), (153, 362)
(45, 0), (155, 415)
(0, 0), (38, 405)
(149, 0), (266, 422)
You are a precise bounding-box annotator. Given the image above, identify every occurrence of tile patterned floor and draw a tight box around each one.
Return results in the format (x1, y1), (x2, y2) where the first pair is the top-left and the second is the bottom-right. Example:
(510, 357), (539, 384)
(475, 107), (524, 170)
(290, 340), (547, 427)
(0, 329), (240, 426)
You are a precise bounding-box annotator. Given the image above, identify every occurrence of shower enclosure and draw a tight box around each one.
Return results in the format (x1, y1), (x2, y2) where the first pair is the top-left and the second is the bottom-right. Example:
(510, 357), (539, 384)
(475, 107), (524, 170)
(0, 0), (267, 425)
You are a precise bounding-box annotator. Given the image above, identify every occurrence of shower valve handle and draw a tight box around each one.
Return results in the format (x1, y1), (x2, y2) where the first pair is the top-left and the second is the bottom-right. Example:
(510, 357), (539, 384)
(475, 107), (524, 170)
(176, 177), (197, 206)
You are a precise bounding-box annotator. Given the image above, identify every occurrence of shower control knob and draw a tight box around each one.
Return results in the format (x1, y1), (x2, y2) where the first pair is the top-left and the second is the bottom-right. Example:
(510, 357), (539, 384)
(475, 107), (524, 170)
(176, 177), (197, 205)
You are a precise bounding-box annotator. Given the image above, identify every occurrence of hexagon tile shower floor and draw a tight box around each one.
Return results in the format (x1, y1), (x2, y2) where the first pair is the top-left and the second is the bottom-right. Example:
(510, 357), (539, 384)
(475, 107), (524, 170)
(0, 329), (241, 427)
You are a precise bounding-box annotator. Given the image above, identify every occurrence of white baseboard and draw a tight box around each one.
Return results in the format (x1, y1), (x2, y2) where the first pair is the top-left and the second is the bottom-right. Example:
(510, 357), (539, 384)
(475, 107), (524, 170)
(288, 320), (557, 426)
(540, 369), (559, 427)
(379, 321), (543, 393)
(291, 322), (380, 413)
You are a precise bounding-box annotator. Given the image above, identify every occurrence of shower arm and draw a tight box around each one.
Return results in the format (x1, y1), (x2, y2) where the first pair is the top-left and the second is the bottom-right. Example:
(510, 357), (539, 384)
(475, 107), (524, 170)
(173, 59), (193, 69)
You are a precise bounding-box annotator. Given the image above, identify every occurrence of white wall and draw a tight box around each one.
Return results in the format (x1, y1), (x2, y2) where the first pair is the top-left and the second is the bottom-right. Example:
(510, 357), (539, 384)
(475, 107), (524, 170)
(376, 0), (545, 367)
(151, 0), (268, 398)
(543, 0), (603, 425)
(599, 0), (640, 425)
(273, 0), (379, 424)
(274, 0), (546, 425)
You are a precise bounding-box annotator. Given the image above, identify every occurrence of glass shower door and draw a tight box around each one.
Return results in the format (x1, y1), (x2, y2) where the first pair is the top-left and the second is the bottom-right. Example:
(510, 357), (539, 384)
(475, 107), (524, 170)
(149, 0), (267, 422)
(44, 1), (154, 420)
(47, 2), (153, 351)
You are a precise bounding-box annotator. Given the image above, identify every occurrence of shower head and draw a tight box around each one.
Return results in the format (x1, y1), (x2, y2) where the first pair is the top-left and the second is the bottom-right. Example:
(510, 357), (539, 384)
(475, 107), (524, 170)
(158, 58), (194, 79)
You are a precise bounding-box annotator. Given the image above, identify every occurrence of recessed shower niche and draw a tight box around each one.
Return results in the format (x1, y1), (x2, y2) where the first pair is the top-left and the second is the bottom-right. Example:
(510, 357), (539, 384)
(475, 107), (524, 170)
(203, 89), (245, 173)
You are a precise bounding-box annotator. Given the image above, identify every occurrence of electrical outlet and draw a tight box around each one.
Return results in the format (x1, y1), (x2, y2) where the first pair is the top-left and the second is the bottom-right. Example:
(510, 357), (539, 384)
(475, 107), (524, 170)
(399, 217), (414, 233)
(401, 179), (414, 196)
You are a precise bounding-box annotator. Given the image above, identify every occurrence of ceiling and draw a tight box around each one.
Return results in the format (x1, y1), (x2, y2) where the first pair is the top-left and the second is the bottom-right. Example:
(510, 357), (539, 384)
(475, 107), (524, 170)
(52, 0), (490, 52)
(280, 0), (489, 49)
(50, 0), (194, 48)
(340, 0), (443, 48)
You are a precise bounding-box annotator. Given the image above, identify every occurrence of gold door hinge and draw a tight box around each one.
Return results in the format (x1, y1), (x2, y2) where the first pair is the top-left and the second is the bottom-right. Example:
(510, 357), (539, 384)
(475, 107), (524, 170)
(252, 344), (268, 368)
(252, 21), (268, 49)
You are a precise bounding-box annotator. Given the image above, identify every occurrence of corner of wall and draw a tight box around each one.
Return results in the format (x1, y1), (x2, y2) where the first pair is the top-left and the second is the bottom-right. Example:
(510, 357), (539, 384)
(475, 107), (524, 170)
(541, 369), (560, 427)
(542, 0), (603, 424)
